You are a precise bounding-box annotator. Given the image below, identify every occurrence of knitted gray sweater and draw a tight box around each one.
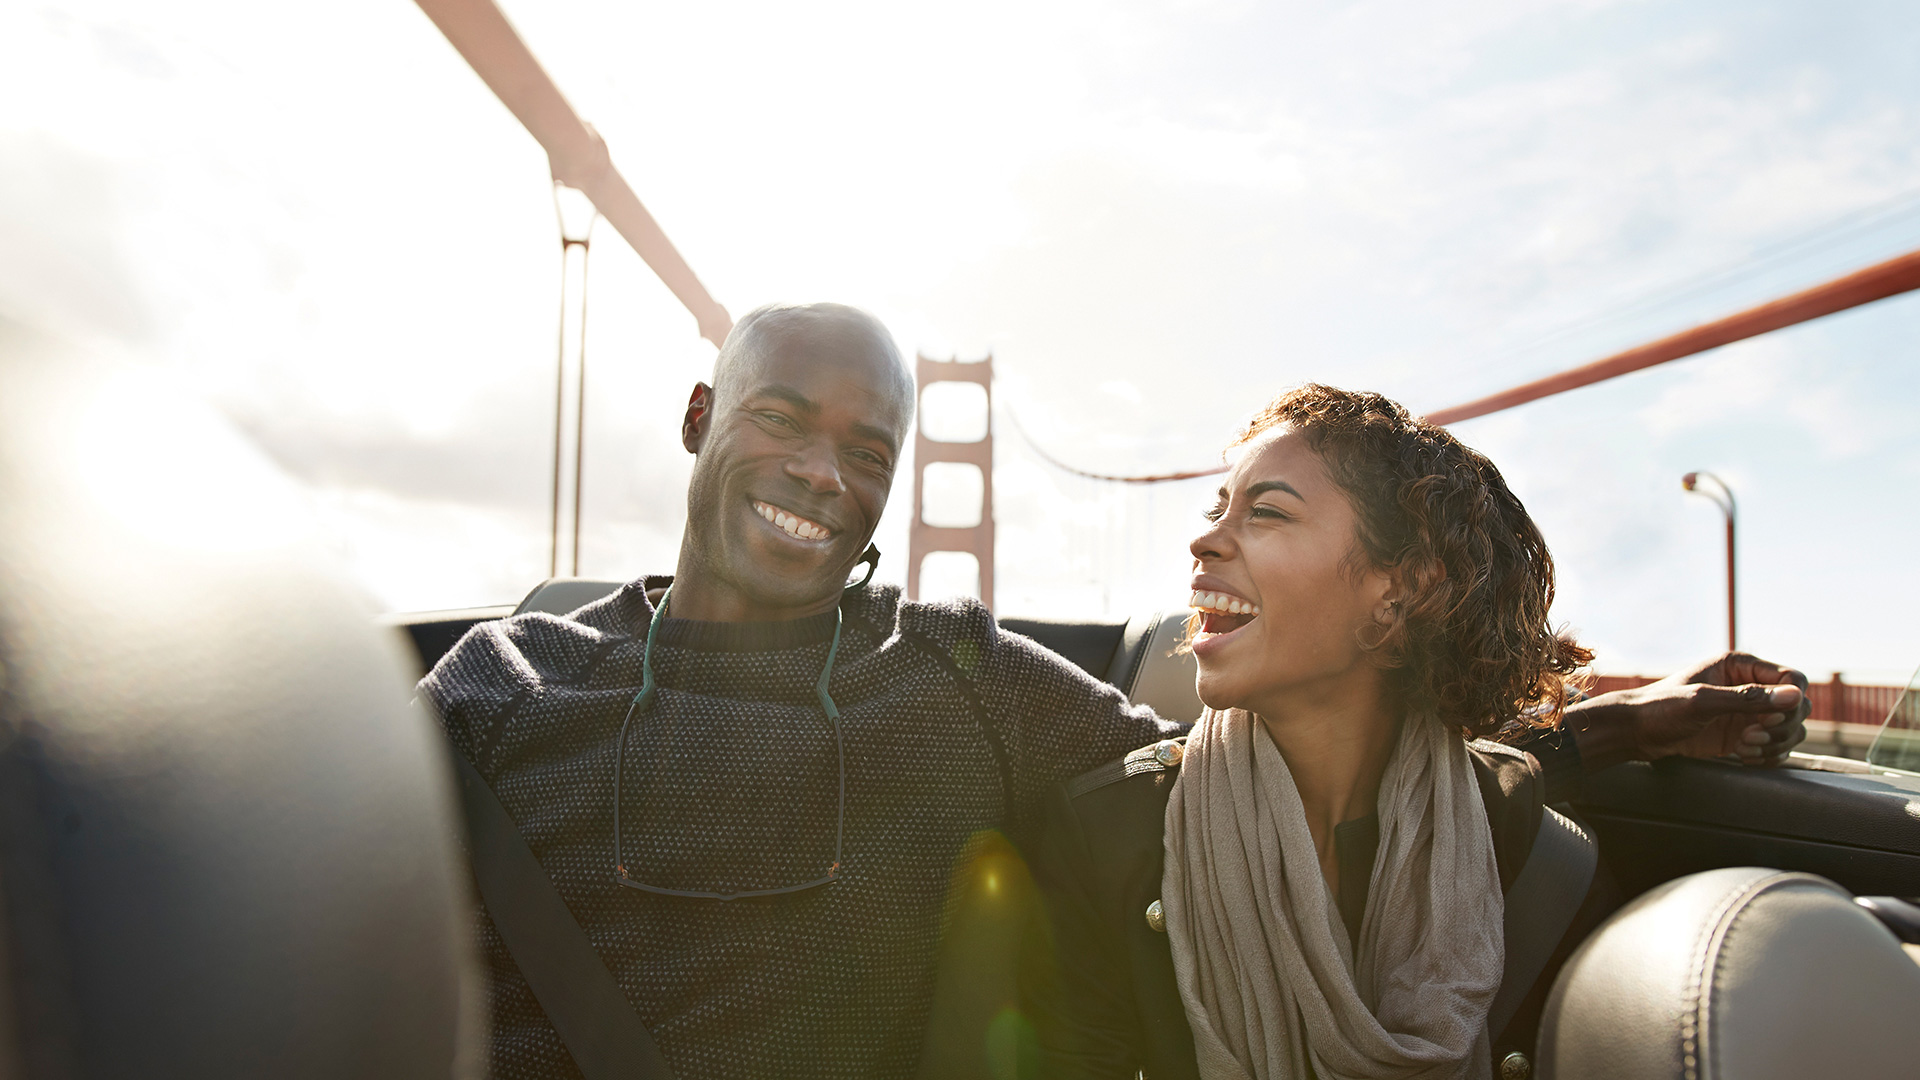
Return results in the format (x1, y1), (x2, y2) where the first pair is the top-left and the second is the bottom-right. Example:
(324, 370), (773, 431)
(421, 576), (1178, 1080)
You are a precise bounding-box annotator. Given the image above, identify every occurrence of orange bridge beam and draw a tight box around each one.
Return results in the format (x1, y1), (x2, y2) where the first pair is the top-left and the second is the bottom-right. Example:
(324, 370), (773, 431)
(1425, 247), (1920, 426)
(413, 0), (732, 348)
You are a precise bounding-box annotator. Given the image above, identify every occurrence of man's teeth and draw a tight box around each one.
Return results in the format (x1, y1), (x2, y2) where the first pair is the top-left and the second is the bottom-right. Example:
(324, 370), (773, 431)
(1188, 590), (1261, 617)
(754, 501), (832, 541)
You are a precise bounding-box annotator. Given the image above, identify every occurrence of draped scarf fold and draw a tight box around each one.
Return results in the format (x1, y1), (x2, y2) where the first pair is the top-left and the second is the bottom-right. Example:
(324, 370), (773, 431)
(1162, 709), (1503, 1080)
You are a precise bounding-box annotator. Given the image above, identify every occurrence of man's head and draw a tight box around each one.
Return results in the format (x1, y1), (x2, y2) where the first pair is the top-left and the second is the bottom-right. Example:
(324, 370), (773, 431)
(674, 302), (915, 621)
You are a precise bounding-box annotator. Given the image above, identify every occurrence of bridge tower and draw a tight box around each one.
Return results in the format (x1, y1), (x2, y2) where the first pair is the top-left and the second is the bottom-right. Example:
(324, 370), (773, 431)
(908, 354), (994, 608)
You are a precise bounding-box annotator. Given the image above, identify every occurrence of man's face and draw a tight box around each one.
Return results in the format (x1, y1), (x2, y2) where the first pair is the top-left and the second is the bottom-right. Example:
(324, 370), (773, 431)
(680, 334), (910, 619)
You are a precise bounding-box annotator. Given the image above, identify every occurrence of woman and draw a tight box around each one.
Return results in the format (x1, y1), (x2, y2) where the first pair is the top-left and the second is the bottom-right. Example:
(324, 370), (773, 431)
(1022, 384), (1593, 1080)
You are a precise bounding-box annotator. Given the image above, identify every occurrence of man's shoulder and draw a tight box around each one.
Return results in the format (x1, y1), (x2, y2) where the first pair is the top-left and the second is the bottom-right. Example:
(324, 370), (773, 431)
(419, 577), (652, 704)
(854, 586), (1005, 673)
(886, 587), (995, 644)
(885, 591), (1135, 701)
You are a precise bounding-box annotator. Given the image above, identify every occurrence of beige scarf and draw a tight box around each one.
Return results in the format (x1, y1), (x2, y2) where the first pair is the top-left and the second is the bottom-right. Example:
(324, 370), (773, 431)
(1162, 708), (1502, 1080)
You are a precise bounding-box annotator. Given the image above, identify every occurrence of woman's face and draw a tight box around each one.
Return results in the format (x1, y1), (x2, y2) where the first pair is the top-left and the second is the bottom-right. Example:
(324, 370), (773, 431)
(1188, 425), (1396, 714)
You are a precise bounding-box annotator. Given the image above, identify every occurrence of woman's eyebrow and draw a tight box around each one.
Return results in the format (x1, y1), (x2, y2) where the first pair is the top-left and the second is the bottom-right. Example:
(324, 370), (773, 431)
(1246, 479), (1305, 501)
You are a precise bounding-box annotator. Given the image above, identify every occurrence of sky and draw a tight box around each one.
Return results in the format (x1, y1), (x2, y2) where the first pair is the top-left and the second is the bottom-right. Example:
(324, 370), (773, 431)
(3, 0), (1918, 681)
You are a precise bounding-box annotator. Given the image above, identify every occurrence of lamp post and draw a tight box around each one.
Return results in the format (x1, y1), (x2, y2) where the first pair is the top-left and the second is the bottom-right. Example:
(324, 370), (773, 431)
(1682, 471), (1736, 651)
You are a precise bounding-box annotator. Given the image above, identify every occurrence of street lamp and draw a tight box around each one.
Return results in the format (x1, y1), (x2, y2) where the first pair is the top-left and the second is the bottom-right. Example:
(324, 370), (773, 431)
(1682, 471), (1736, 651)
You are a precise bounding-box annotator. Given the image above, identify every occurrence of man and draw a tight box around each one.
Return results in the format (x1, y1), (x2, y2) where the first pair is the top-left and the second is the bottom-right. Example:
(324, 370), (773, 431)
(422, 302), (1808, 1080)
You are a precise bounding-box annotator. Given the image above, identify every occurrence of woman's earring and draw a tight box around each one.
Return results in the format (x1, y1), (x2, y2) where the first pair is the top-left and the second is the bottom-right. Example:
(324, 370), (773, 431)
(1357, 599), (1403, 659)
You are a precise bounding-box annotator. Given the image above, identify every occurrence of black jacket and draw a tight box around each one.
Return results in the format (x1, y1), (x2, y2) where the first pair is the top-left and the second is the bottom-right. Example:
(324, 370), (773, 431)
(1019, 736), (1600, 1080)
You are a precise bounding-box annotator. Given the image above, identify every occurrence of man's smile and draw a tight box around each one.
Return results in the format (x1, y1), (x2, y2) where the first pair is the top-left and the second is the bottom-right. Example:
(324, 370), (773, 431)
(752, 499), (835, 543)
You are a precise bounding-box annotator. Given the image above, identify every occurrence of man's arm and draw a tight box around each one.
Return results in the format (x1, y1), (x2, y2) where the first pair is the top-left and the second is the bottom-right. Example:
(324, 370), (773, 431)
(1020, 784), (1149, 1080)
(1564, 651), (1809, 769)
(417, 616), (550, 771)
(965, 618), (1183, 839)
(1510, 651), (1811, 801)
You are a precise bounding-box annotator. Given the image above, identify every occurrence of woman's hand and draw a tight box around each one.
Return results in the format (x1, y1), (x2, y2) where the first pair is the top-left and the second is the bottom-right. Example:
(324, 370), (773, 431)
(1564, 653), (1811, 771)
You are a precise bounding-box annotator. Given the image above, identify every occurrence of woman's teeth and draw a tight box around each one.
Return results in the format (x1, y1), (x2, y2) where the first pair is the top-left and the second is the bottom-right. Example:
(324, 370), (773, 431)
(1188, 590), (1261, 617)
(754, 501), (832, 541)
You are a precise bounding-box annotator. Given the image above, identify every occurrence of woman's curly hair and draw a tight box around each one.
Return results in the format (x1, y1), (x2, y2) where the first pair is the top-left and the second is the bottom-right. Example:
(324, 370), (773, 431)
(1232, 384), (1592, 738)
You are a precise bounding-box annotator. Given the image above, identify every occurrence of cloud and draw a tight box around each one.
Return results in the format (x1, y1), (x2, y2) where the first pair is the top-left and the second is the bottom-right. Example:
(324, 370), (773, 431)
(5, 0), (1920, 680)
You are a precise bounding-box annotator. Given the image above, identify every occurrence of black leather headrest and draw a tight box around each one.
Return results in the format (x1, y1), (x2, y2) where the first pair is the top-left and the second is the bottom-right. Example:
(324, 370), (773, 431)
(0, 322), (477, 1076)
(515, 577), (624, 616)
(1106, 612), (1205, 724)
(1538, 866), (1920, 1079)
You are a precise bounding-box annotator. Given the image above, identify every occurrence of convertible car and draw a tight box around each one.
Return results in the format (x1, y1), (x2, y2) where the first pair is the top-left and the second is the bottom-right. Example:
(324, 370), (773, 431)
(3, 333), (1918, 1079)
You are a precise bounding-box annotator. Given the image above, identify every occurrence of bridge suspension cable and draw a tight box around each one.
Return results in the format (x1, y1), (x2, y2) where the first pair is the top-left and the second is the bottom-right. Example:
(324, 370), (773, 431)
(1002, 404), (1227, 484)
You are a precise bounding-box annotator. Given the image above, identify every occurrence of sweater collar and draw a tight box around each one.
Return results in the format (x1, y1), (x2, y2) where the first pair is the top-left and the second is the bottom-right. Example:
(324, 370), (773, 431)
(634, 574), (842, 653)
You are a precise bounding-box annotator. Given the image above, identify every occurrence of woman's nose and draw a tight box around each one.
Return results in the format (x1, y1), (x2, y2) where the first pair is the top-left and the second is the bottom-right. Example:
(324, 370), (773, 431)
(1190, 518), (1233, 562)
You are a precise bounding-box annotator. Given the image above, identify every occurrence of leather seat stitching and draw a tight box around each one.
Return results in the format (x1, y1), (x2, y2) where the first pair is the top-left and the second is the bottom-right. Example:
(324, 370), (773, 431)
(1681, 876), (1764, 1080)
(1693, 872), (1828, 1080)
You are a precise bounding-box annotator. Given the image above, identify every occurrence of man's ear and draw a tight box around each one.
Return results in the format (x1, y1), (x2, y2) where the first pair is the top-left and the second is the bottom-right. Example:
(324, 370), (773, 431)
(682, 383), (714, 453)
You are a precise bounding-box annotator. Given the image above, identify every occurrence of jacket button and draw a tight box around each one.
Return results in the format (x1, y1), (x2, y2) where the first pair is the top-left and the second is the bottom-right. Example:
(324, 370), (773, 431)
(1498, 1051), (1531, 1080)
(1153, 740), (1183, 767)
(1145, 899), (1166, 932)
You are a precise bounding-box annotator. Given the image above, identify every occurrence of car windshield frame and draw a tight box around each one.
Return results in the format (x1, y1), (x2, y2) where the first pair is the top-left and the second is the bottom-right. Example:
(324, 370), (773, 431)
(1865, 662), (1920, 775)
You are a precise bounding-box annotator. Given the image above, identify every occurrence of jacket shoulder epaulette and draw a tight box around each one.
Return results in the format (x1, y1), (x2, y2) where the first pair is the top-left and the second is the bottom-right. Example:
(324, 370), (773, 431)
(1467, 737), (1532, 764)
(1065, 737), (1188, 799)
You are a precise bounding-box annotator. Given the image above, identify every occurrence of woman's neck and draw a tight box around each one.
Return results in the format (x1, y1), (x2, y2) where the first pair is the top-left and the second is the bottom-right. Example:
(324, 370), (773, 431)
(1251, 673), (1401, 893)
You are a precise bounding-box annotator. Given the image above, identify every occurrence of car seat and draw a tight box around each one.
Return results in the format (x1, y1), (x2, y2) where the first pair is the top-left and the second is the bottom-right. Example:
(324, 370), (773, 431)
(0, 322), (478, 1077)
(1100, 610), (1205, 723)
(1536, 865), (1920, 1079)
(515, 577), (628, 617)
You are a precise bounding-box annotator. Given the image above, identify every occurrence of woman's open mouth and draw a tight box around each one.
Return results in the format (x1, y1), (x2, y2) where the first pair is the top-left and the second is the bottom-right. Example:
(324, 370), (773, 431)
(1189, 589), (1261, 638)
